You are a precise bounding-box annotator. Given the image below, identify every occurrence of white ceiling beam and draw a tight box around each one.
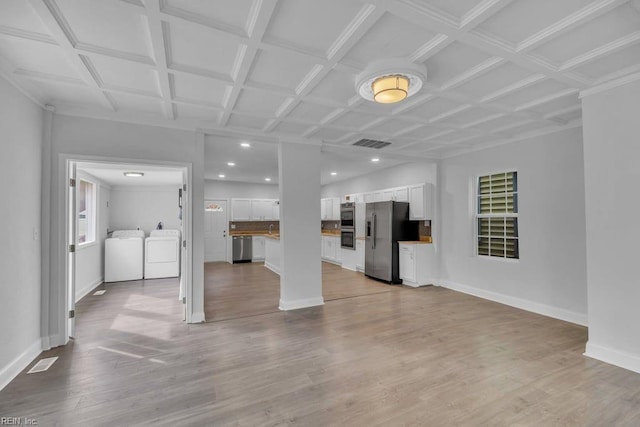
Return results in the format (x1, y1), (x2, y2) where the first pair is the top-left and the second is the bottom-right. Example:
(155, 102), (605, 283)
(26, 0), (116, 111)
(218, 0), (279, 127)
(145, 0), (175, 120)
(559, 31), (640, 71)
(516, 0), (628, 52)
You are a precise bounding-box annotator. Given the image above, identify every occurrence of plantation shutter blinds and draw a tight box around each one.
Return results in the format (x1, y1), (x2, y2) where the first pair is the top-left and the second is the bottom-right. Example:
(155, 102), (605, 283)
(477, 172), (519, 259)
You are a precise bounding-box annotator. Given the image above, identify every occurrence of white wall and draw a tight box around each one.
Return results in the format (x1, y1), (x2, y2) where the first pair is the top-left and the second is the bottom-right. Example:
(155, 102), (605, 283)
(204, 180), (278, 199)
(439, 127), (588, 325)
(75, 170), (110, 301)
(46, 115), (205, 345)
(321, 161), (437, 198)
(0, 77), (43, 390)
(110, 185), (181, 234)
(582, 78), (640, 373)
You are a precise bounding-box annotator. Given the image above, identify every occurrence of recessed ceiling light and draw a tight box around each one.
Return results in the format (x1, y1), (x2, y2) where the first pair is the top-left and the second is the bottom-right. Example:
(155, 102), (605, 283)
(123, 172), (144, 177)
(264, 177), (271, 182)
(218, 174), (225, 178)
(371, 158), (380, 163)
(240, 142), (251, 148)
(227, 162), (235, 166)
(330, 172), (337, 176)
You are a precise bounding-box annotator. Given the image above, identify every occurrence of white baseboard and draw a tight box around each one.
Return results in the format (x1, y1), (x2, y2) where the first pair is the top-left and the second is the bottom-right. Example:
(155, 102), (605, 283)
(264, 261), (280, 275)
(0, 339), (42, 391)
(279, 297), (324, 311)
(321, 258), (342, 266)
(75, 277), (103, 303)
(440, 280), (588, 326)
(189, 312), (206, 323)
(584, 341), (640, 374)
(341, 264), (357, 272)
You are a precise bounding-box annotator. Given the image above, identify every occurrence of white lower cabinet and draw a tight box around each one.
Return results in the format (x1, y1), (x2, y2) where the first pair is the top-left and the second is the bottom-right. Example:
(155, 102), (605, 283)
(252, 236), (265, 261)
(399, 243), (436, 287)
(321, 235), (341, 264)
(356, 239), (365, 272)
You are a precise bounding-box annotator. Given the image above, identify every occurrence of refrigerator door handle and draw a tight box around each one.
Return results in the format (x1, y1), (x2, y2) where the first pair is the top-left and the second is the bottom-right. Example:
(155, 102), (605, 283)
(372, 213), (377, 250)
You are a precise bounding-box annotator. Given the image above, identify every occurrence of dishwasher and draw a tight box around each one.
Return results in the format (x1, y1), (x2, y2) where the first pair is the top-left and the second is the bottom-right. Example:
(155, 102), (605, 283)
(232, 236), (253, 263)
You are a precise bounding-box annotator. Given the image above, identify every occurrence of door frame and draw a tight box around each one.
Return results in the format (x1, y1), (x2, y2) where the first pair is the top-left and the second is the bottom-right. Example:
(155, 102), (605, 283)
(58, 154), (195, 347)
(204, 199), (229, 262)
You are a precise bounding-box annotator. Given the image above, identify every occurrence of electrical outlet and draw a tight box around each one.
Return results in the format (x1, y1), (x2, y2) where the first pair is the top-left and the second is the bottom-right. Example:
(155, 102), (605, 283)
(33, 228), (39, 241)
(231, 224), (236, 229)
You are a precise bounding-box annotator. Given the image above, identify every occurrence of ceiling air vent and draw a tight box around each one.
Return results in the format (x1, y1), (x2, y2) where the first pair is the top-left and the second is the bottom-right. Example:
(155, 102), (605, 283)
(352, 138), (391, 149)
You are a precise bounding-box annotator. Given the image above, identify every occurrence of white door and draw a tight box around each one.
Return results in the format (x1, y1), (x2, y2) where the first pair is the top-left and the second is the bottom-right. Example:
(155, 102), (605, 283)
(67, 161), (77, 338)
(205, 200), (228, 262)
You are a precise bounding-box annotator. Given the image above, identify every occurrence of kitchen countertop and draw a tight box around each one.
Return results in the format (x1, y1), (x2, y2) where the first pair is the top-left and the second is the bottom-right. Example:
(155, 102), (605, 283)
(321, 231), (341, 236)
(229, 231), (277, 237)
(264, 234), (280, 240)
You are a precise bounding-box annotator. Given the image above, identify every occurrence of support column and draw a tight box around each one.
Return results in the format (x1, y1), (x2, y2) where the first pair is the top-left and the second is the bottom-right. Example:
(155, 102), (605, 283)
(278, 142), (323, 310)
(582, 77), (640, 373)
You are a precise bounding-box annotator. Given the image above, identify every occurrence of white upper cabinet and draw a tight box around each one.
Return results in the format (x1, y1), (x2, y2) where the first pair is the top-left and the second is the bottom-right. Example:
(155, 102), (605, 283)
(408, 183), (433, 220)
(321, 198), (341, 220)
(394, 187), (409, 202)
(231, 199), (251, 221)
(231, 198), (279, 221)
(381, 189), (394, 201)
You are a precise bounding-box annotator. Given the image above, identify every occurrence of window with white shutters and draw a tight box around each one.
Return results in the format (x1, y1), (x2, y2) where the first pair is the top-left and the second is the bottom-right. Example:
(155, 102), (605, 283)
(477, 171), (519, 259)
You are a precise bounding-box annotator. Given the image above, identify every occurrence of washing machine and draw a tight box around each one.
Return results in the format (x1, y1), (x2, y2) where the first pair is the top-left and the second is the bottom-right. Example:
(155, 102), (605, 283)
(104, 230), (146, 282)
(144, 229), (181, 279)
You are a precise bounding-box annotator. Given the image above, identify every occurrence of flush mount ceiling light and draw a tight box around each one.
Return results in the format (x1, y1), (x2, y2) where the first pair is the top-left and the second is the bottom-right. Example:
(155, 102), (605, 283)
(123, 171), (144, 177)
(356, 59), (426, 104)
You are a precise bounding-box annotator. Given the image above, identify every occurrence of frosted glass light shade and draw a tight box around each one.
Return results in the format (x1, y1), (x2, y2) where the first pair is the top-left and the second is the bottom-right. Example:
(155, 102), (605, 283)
(372, 75), (409, 104)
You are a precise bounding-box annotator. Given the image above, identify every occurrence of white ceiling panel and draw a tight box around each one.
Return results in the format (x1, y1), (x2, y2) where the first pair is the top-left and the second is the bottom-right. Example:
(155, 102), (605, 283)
(287, 101), (335, 122)
(415, 0), (484, 20)
(343, 13), (437, 65)
(172, 73), (229, 107)
(455, 62), (534, 99)
(271, 121), (312, 136)
(56, 0), (151, 58)
(205, 136), (279, 183)
(405, 97), (464, 120)
(476, 0), (594, 44)
(574, 44), (640, 80)
(0, 38), (80, 79)
(0, 0), (51, 34)
(311, 127), (353, 141)
(498, 79), (571, 108)
(234, 88), (288, 116)
(167, 22), (242, 77)
(330, 111), (379, 129)
(247, 48), (320, 91)
(425, 41), (493, 87)
(89, 55), (160, 95)
(264, 0), (364, 55)
(227, 113), (269, 130)
(441, 107), (502, 126)
(111, 92), (164, 116)
(30, 80), (105, 108)
(532, 3), (640, 64)
(307, 68), (357, 106)
(0, 0), (635, 162)
(528, 93), (580, 115)
(175, 104), (217, 122)
(366, 118), (417, 135)
(162, 0), (254, 34)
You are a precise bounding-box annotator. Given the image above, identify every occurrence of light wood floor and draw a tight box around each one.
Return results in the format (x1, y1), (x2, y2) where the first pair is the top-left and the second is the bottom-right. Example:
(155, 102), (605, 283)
(204, 261), (397, 322)
(2, 272), (640, 425)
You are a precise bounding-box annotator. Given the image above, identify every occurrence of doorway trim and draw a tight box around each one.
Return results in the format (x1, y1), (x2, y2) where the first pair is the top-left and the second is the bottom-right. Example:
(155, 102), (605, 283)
(48, 153), (196, 349)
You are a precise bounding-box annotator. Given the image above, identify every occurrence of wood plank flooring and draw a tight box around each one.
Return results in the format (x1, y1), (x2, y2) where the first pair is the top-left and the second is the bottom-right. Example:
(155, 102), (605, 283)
(2, 270), (640, 425)
(204, 261), (397, 322)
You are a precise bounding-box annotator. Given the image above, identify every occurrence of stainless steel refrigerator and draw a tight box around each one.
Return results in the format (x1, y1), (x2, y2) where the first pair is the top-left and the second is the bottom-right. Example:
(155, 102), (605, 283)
(365, 201), (415, 283)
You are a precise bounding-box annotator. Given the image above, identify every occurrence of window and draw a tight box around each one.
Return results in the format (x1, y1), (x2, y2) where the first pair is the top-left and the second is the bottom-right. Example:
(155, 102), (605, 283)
(477, 171), (519, 259)
(78, 179), (96, 245)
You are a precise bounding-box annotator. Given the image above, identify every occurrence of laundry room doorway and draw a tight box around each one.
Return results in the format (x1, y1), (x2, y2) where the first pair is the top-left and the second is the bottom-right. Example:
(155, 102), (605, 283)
(65, 159), (192, 341)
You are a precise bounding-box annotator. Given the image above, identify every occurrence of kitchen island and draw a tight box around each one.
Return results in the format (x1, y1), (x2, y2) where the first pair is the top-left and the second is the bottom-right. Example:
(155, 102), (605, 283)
(264, 234), (280, 275)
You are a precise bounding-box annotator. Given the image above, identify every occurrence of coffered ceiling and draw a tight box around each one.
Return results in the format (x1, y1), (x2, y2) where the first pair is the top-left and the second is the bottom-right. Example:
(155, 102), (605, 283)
(1, 0), (639, 159)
